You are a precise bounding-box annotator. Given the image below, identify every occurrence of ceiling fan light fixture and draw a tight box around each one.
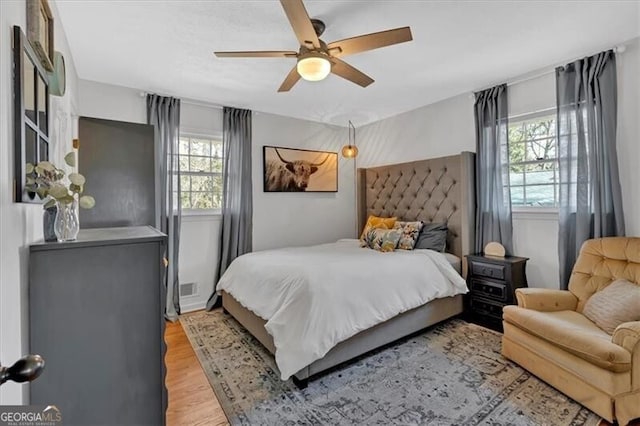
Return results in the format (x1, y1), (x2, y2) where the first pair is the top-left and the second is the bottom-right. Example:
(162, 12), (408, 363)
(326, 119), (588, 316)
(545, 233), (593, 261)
(296, 52), (331, 81)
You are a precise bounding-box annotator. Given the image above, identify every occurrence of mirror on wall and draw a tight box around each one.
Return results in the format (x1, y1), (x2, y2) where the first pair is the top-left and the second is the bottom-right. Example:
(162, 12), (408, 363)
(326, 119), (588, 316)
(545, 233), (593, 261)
(13, 25), (50, 203)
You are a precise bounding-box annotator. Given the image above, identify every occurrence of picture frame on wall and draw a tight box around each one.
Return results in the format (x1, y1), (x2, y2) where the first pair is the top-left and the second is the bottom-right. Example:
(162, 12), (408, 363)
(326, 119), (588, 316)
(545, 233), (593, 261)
(13, 25), (50, 203)
(263, 146), (338, 192)
(26, 0), (54, 71)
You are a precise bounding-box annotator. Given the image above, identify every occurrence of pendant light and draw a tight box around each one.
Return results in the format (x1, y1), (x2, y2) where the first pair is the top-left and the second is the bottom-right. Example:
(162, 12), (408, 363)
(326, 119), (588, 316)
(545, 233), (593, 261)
(341, 120), (358, 158)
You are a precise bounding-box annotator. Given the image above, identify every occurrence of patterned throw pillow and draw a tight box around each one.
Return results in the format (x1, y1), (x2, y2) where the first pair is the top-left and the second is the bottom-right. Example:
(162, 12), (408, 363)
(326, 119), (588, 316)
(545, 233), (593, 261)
(359, 215), (397, 241)
(361, 228), (402, 252)
(582, 279), (640, 335)
(393, 221), (424, 250)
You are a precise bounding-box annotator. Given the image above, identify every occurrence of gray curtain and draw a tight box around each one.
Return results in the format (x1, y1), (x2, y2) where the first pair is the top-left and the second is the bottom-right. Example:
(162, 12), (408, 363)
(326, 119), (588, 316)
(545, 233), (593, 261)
(474, 84), (513, 254)
(557, 50), (624, 289)
(206, 107), (253, 310)
(147, 94), (182, 321)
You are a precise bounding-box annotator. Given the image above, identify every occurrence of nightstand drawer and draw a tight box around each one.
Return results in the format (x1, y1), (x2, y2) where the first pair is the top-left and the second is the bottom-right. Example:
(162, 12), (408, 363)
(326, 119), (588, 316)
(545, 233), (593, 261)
(469, 296), (504, 320)
(469, 279), (507, 301)
(471, 262), (505, 280)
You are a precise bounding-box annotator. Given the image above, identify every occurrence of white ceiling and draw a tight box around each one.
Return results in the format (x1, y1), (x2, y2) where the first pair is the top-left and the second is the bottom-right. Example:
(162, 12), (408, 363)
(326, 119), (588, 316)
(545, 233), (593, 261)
(56, 0), (640, 126)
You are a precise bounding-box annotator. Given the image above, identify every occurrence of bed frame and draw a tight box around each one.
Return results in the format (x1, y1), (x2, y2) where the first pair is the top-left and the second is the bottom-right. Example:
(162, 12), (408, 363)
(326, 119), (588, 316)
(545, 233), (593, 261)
(222, 151), (476, 387)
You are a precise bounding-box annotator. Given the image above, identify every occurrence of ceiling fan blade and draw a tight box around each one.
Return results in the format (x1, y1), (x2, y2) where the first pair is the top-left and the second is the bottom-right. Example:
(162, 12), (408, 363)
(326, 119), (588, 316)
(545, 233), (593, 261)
(215, 51), (298, 58)
(330, 58), (374, 88)
(278, 66), (301, 92)
(327, 27), (413, 58)
(279, 0), (320, 49)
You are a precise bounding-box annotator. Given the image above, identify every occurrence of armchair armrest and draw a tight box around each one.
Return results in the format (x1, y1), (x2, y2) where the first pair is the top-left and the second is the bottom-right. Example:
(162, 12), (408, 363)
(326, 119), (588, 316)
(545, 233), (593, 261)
(514, 288), (578, 312)
(612, 321), (640, 353)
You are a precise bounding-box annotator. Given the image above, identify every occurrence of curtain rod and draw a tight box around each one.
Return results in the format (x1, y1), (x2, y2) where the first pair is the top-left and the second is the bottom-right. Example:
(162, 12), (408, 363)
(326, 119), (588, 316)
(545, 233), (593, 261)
(139, 91), (223, 109)
(472, 44), (627, 95)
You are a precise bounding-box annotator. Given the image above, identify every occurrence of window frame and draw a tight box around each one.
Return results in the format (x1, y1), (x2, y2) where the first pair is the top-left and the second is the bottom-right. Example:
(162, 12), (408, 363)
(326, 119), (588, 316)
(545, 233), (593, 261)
(506, 108), (559, 213)
(177, 132), (224, 217)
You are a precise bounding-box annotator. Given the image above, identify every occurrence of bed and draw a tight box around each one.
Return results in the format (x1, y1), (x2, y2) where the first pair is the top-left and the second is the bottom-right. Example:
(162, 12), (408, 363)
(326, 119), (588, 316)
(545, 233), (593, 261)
(221, 151), (476, 387)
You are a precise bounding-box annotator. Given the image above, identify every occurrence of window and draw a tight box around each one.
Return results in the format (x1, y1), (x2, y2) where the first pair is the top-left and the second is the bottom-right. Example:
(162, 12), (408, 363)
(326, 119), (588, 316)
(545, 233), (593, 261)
(507, 113), (558, 208)
(177, 135), (223, 212)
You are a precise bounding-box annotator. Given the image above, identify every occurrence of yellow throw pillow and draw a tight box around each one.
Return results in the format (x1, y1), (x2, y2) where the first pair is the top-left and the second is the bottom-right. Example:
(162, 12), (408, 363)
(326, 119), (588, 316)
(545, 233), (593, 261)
(360, 215), (397, 240)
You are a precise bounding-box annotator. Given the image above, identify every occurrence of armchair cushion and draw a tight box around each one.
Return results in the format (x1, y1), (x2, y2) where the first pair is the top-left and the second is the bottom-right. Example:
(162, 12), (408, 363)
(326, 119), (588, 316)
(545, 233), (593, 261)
(583, 279), (640, 334)
(514, 288), (578, 312)
(503, 307), (631, 372)
(612, 321), (640, 353)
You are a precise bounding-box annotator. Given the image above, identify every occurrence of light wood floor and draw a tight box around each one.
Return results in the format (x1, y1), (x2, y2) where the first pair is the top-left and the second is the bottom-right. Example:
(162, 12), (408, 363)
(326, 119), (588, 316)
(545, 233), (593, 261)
(165, 318), (228, 426)
(164, 315), (633, 426)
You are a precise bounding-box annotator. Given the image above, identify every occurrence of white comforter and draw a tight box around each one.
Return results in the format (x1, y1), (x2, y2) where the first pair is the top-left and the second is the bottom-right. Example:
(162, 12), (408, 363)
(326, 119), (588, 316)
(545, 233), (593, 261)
(217, 239), (468, 380)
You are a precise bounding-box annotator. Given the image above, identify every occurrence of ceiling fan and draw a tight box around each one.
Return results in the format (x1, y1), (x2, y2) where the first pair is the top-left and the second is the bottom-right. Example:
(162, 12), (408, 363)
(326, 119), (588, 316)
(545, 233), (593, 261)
(214, 0), (413, 92)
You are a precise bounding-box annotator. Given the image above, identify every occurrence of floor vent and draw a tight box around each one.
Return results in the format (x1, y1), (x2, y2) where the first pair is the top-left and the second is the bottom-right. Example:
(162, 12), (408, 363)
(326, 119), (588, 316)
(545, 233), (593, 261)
(180, 282), (198, 297)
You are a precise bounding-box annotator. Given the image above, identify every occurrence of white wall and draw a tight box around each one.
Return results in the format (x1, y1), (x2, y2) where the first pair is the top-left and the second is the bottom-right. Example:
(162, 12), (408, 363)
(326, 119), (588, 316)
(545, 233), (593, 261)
(358, 38), (640, 289)
(616, 38), (640, 237)
(252, 112), (356, 250)
(0, 0), (79, 404)
(78, 79), (146, 124)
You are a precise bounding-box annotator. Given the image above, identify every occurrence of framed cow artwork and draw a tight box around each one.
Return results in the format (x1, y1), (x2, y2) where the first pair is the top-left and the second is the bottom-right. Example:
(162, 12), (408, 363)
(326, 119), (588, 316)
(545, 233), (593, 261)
(263, 146), (338, 192)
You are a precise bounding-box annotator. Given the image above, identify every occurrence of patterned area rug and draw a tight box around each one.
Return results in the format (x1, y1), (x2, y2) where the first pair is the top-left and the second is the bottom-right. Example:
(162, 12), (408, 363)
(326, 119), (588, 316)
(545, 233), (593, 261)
(181, 311), (601, 426)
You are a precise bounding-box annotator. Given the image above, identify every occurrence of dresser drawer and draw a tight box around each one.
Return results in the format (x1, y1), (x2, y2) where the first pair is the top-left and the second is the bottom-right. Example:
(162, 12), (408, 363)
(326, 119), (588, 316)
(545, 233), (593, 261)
(469, 296), (505, 321)
(470, 279), (507, 301)
(471, 261), (505, 280)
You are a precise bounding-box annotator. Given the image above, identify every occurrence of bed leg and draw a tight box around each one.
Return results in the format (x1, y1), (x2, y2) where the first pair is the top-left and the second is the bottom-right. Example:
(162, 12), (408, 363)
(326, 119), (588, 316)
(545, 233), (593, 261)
(292, 376), (308, 389)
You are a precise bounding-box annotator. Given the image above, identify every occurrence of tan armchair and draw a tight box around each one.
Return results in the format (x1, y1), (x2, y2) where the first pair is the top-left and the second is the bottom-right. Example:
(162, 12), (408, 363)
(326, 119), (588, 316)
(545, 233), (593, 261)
(502, 237), (640, 426)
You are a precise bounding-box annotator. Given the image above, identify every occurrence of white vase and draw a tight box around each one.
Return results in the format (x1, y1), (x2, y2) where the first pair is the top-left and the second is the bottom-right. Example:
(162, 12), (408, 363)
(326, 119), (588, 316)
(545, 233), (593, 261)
(54, 197), (80, 242)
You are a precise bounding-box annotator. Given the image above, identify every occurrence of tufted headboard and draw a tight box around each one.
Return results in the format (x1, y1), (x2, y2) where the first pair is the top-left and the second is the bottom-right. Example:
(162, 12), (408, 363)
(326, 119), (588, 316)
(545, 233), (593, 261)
(357, 152), (476, 274)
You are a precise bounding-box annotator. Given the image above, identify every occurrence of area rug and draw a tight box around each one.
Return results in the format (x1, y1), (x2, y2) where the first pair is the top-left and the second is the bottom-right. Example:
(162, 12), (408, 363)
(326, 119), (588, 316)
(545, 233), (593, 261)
(181, 310), (601, 426)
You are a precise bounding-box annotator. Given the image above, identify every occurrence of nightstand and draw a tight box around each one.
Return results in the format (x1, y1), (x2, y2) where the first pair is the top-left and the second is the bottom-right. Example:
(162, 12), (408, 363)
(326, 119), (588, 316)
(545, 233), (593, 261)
(464, 253), (529, 332)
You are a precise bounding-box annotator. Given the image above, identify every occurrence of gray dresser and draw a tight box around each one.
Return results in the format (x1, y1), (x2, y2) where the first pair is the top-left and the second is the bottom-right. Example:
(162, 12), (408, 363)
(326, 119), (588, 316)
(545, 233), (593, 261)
(29, 226), (168, 425)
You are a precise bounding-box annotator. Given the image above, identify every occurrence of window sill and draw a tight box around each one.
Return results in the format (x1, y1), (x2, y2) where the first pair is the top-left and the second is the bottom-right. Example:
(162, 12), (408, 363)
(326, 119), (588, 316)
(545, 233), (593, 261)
(512, 207), (558, 221)
(181, 210), (222, 222)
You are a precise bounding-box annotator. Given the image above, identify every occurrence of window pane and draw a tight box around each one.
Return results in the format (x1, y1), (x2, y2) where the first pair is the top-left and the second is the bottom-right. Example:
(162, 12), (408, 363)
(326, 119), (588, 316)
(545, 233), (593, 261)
(510, 186), (524, 206)
(527, 138), (556, 161)
(212, 141), (223, 159)
(524, 163), (556, 185)
(192, 192), (213, 209)
(179, 155), (189, 171)
(508, 124), (525, 143)
(180, 175), (191, 192)
(212, 191), (222, 209)
(179, 138), (190, 155)
(509, 169), (524, 186)
(191, 175), (213, 192)
(190, 139), (211, 156)
(190, 156), (211, 173)
(212, 158), (223, 173)
(509, 142), (526, 168)
(524, 185), (555, 206)
(180, 192), (191, 209)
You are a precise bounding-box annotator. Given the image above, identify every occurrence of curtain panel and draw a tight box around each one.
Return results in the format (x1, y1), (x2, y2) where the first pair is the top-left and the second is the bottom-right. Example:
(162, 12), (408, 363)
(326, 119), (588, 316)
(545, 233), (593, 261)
(474, 84), (513, 255)
(556, 50), (625, 288)
(206, 107), (253, 310)
(147, 94), (182, 321)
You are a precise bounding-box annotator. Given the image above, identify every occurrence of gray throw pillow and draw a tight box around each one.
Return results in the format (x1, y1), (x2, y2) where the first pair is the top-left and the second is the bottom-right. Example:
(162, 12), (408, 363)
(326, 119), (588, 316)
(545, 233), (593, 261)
(414, 222), (448, 252)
